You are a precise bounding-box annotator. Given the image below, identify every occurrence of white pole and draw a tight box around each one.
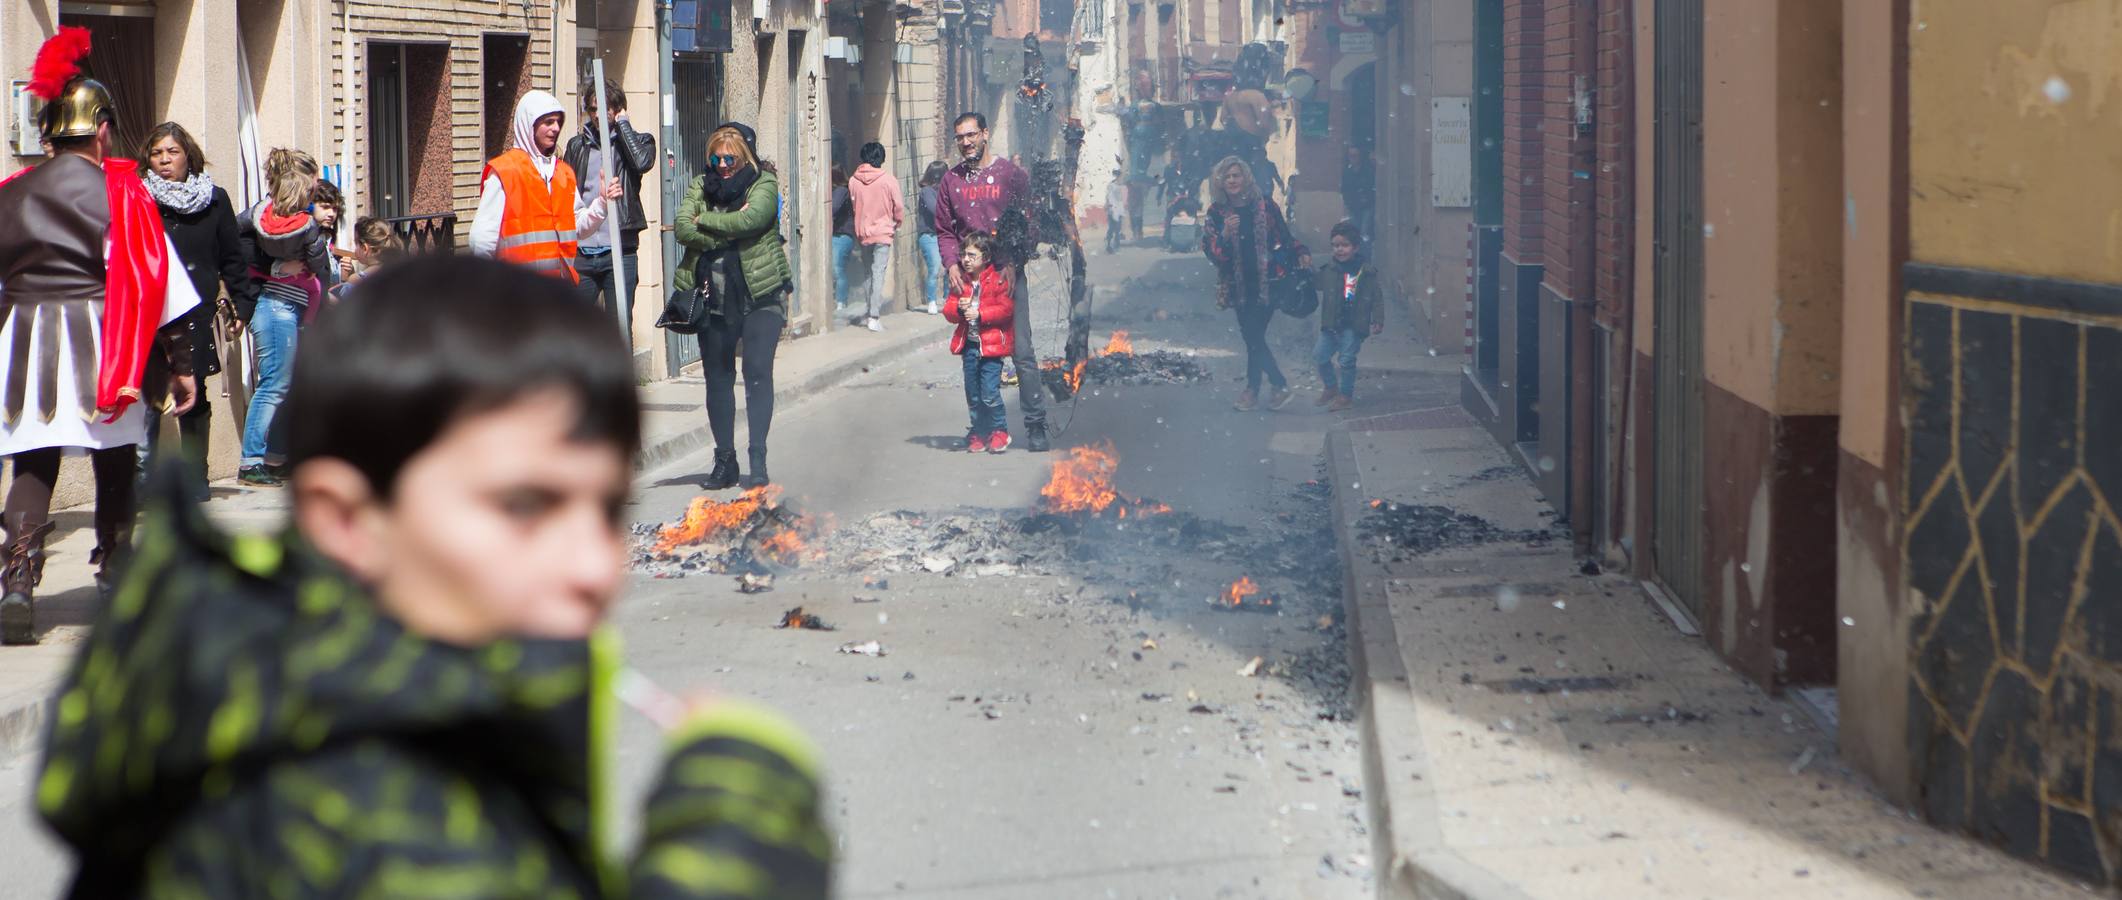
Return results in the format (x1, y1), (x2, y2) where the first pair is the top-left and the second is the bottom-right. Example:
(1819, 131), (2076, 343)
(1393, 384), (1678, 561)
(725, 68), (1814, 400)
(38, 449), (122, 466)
(591, 58), (632, 349)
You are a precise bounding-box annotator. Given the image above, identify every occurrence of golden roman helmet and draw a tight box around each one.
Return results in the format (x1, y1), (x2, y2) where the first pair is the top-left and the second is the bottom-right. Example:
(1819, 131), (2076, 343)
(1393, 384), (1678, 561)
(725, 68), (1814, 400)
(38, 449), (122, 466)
(38, 76), (116, 141)
(26, 26), (110, 141)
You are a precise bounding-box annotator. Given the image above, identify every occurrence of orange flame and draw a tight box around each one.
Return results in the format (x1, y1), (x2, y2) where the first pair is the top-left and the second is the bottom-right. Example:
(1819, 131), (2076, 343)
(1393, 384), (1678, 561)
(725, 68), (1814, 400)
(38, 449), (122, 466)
(654, 486), (782, 553)
(1040, 443), (1122, 514)
(757, 528), (807, 562)
(1222, 576), (1269, 607)
(1039, 442), (1169, 517)
(1100, 330), (1134, 356)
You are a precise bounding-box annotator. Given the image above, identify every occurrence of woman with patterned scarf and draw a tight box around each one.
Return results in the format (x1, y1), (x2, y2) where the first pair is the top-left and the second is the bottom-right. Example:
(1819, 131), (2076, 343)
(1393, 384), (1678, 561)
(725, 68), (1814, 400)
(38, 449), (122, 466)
(1202, 155), (1309, 412)
(139, 121), (254, 501)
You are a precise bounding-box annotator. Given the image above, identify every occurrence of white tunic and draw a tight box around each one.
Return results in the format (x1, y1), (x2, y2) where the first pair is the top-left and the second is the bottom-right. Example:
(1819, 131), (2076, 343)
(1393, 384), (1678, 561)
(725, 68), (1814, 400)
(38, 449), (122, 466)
(0, 235), (201, 454)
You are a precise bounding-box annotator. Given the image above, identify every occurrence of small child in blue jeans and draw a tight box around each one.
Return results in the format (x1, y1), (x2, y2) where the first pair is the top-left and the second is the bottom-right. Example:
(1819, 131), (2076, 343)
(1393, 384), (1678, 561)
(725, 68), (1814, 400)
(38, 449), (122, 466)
(942, 233), (1017, 453)
(1314, 220), (1384, 411)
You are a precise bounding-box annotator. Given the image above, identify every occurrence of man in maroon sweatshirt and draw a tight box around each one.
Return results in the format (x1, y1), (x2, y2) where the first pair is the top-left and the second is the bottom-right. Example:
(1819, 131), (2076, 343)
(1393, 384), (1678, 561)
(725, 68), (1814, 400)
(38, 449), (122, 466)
(936, 112), (1048, 452)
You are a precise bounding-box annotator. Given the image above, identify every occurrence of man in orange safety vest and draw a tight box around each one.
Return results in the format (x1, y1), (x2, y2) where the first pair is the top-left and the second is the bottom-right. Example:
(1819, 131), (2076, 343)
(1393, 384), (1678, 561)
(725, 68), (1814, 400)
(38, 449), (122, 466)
(470, 90), (622, 282)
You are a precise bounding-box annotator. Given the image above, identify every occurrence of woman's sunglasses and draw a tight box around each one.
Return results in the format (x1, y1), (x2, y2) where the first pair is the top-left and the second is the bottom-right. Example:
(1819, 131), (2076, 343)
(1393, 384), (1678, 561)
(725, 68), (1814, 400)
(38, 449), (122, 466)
(711, 154), (739, 166)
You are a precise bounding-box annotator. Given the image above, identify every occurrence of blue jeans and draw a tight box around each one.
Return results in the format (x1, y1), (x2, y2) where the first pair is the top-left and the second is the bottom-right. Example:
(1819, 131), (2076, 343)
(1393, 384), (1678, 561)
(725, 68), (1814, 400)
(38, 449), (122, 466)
(1315, 328), (1366, 397)
(240, 296), (301, 467)
(832, 234), (857, 310)
(962, 347), (1007, 436)
(918, 233), (943, 308)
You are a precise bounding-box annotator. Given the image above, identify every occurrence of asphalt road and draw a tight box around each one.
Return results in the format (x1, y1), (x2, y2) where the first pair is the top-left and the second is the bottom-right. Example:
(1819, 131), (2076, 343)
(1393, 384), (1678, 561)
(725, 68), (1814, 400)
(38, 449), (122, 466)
(0, 242), (1383, 898)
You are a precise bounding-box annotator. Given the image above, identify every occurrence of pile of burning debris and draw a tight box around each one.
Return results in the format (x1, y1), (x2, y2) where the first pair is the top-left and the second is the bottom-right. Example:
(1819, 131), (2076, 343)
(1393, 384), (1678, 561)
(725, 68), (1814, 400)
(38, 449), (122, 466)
(1356, 499), (1553, 561)
(1042, 330), (1211, 399)
(810, 443), (1247, 578)
(632, 486), (814, 577)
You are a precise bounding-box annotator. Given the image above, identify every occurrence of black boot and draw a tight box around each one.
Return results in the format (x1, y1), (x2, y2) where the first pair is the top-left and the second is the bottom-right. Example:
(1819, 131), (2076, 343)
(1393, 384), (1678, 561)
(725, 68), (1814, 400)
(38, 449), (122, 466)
(90, 516), (134, 602)
(1026, 422), (1052, 453)
(703, 449), (741, 490)
(741, 448), (770, 489)
(1, 521), (55, 646)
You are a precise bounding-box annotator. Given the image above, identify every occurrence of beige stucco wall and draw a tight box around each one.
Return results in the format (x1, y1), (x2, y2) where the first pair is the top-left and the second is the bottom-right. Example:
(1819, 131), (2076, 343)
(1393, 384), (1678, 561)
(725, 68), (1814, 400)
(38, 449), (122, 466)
(1909, 0), (2122, 284)
(1631, 0), (1655, 357)
(1834, 0), (1912, 806)
(1366, 0), (1473, 352)
(1700, 0), (1844, 417)
(1839, 0), (1896, 468)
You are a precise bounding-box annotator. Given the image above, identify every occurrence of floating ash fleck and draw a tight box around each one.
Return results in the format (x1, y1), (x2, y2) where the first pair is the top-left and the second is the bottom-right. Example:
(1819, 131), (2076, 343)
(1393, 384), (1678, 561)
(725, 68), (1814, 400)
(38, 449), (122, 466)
(776, 606), (834, 630)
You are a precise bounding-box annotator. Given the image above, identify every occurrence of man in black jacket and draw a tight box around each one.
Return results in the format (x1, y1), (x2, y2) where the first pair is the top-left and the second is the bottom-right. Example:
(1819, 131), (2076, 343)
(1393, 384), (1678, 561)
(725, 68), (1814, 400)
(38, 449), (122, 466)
(562, 79), (656, 325)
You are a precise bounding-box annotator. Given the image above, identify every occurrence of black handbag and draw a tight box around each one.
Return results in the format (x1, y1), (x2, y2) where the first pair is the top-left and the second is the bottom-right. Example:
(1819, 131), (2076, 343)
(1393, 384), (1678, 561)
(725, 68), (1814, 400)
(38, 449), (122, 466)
(1273, 268), (1320, 318)
(655, 286), (710, 335)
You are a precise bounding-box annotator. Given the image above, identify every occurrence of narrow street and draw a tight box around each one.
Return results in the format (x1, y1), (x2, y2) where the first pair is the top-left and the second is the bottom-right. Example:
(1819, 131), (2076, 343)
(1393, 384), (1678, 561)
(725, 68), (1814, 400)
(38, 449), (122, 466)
(607, 245), (1426, 897)
(0, 244), (1444, 898)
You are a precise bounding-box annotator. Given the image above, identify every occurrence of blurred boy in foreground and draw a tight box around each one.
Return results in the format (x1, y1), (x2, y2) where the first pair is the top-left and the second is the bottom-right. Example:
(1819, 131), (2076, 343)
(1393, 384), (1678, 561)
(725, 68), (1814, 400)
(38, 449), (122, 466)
(37, 256), (831, 898)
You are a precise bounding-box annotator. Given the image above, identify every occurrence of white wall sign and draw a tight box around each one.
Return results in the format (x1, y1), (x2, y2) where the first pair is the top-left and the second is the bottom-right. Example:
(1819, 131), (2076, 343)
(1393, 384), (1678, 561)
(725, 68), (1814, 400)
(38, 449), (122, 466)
(1431, 97), (1472, 208)
(1337, 31), (1375, 56)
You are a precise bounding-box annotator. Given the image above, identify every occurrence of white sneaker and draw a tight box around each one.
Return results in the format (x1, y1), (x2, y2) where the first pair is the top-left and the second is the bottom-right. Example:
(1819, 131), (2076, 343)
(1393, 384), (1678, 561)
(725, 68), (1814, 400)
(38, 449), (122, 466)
(925, 302), (939, 315)
(866, 317), (884, 332)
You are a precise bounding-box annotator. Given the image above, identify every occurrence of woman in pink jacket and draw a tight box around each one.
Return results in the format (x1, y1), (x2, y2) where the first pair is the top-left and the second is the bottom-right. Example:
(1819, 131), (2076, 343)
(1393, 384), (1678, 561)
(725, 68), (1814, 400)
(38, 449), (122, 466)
(848, 141), (904, 331)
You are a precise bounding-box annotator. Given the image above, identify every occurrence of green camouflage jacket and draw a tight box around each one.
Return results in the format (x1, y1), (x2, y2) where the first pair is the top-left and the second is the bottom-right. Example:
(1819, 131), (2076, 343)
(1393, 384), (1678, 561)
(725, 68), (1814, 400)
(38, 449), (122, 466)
(37, 490), (831, 898)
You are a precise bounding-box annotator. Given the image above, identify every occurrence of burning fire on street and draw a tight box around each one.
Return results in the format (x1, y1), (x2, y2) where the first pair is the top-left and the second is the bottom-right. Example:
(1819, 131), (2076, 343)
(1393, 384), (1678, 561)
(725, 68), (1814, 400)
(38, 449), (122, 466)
(1039, 442), (1171, 518)
(637, 485), (817, 575)
(1218, 575), (1274, 610)
(1040, 329), (1208, 400)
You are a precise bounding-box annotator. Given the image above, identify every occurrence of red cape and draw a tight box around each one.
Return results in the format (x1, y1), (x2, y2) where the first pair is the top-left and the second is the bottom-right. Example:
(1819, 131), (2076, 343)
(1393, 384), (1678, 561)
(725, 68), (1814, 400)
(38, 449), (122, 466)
(98, 159), (168, 421)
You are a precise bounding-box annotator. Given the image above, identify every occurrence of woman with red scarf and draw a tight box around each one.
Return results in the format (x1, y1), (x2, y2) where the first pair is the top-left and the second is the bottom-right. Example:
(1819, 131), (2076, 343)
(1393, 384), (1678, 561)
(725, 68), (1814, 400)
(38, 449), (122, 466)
(0, 28), (199, 644)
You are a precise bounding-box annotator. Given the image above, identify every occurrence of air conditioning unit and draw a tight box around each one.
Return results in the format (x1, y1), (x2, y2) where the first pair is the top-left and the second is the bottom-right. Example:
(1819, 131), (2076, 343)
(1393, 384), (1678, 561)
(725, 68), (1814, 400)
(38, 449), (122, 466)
(10, 82), (46, 158)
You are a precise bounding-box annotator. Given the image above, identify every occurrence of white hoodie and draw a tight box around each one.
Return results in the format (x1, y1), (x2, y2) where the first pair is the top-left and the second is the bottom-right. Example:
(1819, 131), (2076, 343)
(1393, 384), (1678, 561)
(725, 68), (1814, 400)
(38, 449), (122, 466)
(470, 90), (608, 258)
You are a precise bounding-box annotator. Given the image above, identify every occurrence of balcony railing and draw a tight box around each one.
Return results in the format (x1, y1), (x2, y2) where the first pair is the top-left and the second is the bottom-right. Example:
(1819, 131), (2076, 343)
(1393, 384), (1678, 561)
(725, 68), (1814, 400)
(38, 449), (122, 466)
(385, 212), (459, 255)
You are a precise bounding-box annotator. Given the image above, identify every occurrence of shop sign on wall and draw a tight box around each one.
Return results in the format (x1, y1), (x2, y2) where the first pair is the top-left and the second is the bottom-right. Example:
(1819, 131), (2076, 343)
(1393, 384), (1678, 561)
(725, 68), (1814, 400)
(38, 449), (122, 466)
(1431, 97), (1472, 207)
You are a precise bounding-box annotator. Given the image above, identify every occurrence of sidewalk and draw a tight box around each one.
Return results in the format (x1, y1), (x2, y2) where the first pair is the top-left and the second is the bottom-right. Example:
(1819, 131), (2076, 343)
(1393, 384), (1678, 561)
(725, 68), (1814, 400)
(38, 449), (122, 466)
(1327, 416), (2097, 897)
(0, 311), (955, 762)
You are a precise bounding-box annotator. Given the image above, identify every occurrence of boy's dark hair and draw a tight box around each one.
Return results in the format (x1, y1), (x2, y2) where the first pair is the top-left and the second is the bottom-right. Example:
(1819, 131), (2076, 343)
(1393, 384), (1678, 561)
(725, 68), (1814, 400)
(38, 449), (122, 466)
(952, 112), (988, 132)
(286, 256), (641, 497)
(859, 141), (886, 167)
(1329, 220), (1362, 245)
(959, 231), (996, 264)
(312, 179), (344, 209)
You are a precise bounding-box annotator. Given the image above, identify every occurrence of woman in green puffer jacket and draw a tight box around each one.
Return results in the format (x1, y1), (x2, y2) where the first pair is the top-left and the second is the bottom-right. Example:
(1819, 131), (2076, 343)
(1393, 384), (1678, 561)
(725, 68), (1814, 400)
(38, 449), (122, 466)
(674, 122), (793, 490)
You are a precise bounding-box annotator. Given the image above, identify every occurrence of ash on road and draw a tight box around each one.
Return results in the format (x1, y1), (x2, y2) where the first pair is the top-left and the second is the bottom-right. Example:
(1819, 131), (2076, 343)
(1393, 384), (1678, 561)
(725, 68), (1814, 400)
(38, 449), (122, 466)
(613, 251), (1406, 898)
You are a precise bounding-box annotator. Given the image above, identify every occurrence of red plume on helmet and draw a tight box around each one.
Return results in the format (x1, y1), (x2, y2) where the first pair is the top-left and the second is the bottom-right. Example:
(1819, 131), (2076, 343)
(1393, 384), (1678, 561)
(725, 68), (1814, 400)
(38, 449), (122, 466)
(27, 26), (93, 101)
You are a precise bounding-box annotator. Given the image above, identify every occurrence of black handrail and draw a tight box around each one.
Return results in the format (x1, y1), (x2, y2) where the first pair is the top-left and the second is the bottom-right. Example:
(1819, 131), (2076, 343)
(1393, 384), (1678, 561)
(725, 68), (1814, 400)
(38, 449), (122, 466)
(384, 212), (458, 255)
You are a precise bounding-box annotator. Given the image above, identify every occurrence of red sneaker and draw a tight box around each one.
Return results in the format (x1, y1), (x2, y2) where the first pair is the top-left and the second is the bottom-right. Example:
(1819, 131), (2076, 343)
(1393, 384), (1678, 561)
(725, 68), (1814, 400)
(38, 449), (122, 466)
(967, 432), (988, 453)
(988, 429), (1012, 453)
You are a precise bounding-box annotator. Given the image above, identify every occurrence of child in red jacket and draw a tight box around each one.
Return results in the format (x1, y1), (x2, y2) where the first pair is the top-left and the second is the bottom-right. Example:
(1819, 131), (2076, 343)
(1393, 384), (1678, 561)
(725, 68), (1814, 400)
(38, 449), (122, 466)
(942, 232), (1016, 453)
